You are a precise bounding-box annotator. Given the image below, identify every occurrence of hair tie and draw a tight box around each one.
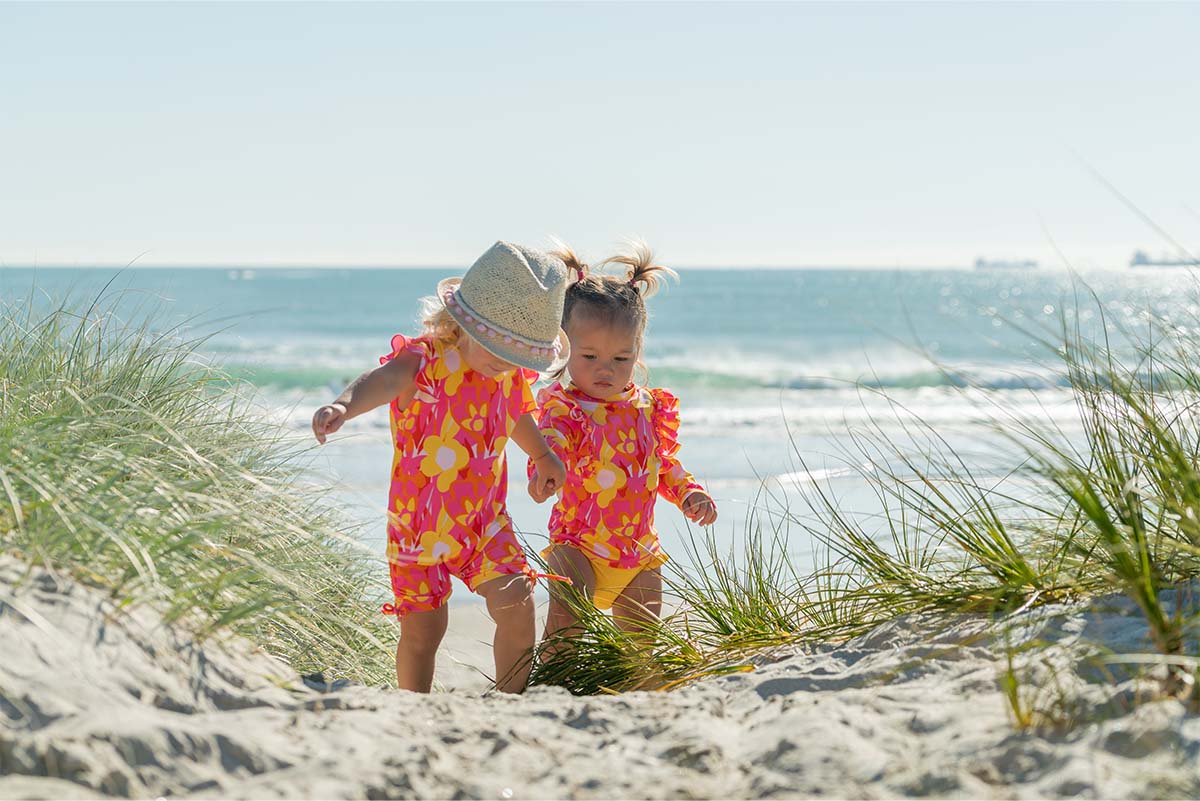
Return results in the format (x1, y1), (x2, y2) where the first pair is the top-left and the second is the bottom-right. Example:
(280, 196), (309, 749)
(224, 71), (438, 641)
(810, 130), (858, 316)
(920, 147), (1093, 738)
(575, 265), (586, 281)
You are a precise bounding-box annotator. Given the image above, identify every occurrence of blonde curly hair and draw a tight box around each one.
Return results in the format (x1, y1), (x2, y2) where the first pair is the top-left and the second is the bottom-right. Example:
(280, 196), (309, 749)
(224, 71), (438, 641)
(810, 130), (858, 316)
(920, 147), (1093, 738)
(416, 294), (464, 346)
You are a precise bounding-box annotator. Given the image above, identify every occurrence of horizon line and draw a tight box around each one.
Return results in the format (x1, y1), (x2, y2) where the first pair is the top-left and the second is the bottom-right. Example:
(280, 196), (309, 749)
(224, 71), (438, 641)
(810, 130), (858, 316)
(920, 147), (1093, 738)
(0, 261), (1133, 272)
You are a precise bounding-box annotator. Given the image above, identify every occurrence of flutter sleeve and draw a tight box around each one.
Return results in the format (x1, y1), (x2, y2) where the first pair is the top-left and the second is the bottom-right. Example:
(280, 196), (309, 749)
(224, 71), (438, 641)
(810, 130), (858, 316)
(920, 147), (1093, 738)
(650, 387), (711, 509)
(515, 368), (540, 417)
(379, 333), (436, 404)
(526, 382), (585, 480)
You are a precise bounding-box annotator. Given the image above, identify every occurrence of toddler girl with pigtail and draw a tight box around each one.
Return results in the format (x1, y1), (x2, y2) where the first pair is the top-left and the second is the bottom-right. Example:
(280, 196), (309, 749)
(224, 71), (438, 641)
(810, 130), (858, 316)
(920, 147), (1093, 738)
(529, 242), (718, 643)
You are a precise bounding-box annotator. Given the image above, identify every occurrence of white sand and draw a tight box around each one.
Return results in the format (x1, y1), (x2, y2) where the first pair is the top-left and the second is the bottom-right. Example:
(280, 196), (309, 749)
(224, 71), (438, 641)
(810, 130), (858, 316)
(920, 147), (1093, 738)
(2, 556), (1199, 800)
(431, 602), (500, 695)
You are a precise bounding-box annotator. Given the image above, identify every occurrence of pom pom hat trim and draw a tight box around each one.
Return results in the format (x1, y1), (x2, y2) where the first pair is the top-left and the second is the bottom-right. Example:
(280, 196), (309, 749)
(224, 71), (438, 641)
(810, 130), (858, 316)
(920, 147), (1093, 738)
(437, 241), (571, 373)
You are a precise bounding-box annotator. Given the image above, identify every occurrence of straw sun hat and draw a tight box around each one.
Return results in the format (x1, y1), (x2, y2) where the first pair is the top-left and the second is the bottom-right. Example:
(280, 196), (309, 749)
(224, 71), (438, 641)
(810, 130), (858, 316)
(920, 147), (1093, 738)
(437, 241), (571, 373)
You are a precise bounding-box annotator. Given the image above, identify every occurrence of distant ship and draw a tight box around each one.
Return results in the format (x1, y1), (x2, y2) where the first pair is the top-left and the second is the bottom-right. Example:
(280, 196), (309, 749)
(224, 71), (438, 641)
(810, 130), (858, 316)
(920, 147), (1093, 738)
(1129, 250), (1199, 268)
(973, 257), (1038, 270)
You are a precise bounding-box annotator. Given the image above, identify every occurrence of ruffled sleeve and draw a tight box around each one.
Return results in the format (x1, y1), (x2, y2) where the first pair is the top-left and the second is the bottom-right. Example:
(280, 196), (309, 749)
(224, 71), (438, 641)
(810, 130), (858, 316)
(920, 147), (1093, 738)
(650, 388), (710, 509)
(379, 333), (437, 404)
(526, 382), (587, 480)
(515, 368), (540, 416)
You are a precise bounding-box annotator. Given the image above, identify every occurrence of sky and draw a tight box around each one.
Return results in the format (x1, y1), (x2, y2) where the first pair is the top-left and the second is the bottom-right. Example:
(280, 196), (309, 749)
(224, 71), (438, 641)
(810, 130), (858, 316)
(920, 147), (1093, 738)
(2, 1), (1198, 269)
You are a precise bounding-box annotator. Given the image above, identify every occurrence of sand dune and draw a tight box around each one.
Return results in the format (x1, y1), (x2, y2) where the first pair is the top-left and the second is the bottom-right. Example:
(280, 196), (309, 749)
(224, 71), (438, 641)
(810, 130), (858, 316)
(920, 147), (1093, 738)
(2, 556), (1198, 800)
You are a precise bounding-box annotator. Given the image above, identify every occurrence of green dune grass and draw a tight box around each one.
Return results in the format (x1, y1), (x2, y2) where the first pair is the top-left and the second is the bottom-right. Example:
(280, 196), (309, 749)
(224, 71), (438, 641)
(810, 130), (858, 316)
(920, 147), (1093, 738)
(7, 279), (1200, 715)
(0, 294), (396, 685)
(531, 282), (1200, 719)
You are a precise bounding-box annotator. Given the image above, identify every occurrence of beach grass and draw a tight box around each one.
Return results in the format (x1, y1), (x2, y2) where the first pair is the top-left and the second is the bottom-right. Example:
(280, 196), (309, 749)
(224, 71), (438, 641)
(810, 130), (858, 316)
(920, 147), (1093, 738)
(7, 278), (1200, 710)
(0, 293), (396, 685)
(530, 279), (1200, 714)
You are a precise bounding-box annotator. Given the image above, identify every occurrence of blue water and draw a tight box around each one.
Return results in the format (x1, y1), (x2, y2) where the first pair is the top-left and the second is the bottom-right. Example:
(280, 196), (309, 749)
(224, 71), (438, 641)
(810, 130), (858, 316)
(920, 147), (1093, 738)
(7, 266), (1189, 385)
(4, 266), (1197, 580)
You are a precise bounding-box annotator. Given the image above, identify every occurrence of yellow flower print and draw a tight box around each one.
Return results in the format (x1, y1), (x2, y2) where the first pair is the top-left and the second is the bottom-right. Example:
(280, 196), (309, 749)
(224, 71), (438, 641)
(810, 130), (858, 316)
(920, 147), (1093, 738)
(462, 402), (487, 435)
(389, 495), (418, 530)
(455, 495), (485, 527)
(614, 427), (637, 457)
(584, 460), (627, 508)
(418, 510), (462, 562)
(420, 417), (470, 492)
(616, 510), (642, 535)
(431, 345), (466, 395)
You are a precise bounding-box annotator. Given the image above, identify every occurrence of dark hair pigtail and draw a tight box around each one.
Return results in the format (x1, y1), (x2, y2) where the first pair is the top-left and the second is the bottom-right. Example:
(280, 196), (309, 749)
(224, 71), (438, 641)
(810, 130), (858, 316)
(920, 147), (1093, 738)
(551, 239), (677, 386)
(550, 239), (590, 285)
(601, 240), (678, 299)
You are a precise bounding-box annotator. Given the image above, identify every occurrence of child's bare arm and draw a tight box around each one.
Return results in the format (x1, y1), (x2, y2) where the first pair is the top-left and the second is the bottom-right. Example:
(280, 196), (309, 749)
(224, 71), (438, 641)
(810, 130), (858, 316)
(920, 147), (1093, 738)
(333, 352), (420, 419)
(312, 352), (420, 444)
(513, 412), (565, 502)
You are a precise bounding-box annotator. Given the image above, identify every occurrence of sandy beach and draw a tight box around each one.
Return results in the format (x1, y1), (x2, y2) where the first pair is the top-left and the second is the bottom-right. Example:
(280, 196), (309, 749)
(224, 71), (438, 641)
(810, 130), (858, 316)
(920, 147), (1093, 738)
(7, 0), (1200, 796)
(3, 555), (1197, 800)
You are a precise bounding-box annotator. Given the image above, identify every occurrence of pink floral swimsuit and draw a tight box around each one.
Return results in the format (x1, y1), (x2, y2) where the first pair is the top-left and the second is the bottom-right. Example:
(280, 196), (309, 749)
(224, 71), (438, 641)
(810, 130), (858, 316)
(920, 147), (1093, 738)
(532, 381), (712, 570)
(379, 334), (538, 616)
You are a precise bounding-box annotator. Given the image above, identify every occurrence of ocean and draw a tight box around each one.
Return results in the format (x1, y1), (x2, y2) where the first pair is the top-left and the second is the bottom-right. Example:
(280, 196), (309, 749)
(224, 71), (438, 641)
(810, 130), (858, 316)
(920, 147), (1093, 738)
(4, 266), (1194, 591)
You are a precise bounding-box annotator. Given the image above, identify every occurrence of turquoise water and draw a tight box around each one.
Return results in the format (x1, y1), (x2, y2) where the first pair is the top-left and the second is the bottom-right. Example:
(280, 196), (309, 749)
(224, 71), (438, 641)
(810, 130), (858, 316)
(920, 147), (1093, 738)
(6, 266), (1187, 388)
(5, 266), (1197, 581)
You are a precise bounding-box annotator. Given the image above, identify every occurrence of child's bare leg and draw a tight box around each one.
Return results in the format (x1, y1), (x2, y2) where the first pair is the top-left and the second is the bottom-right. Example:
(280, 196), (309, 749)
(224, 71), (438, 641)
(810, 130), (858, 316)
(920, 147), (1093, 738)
(395, 605), (448, 692)
(476, 573), (536, 694)
(541, 545), (596, 660)
(612, 566), (662, 634)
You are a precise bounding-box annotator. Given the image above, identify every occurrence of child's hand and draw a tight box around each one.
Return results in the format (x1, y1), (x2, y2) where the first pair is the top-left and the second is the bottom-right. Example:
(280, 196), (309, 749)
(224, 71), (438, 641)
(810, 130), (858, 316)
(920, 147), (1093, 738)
(681, 491), (718, 526)
(312, 403), (348, 444)
(529, 451), (565, 503)
(527, 472), (553, 503)
(527, 475), (549, 503)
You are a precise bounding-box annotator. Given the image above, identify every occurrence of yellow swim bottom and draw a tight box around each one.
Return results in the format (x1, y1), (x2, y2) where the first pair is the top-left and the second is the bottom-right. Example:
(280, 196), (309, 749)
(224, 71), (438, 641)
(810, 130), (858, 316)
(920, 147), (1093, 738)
(542, 544), (666, 611)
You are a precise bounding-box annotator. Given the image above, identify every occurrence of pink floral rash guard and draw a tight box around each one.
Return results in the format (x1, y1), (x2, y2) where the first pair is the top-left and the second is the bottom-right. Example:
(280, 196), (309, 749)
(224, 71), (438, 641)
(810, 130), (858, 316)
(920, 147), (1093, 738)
(531, 381), (712, 571)
(379, 334), (538, 616)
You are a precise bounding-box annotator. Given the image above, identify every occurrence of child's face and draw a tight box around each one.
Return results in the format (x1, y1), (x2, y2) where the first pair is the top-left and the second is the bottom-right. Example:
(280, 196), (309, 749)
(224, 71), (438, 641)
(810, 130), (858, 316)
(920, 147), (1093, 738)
(460, 335), (517, 378)
(565, 315), (640, 399)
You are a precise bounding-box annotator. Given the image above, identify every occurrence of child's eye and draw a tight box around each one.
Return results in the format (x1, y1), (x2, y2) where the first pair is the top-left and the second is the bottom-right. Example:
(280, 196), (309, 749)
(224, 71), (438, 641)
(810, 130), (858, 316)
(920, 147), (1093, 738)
(614, 357), (629, 362)
(582, 354), (596, 360)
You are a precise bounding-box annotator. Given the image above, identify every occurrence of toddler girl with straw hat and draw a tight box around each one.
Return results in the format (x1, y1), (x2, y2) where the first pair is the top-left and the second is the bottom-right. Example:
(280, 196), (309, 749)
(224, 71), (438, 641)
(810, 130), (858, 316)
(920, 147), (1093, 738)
(312, 241), (570, 694)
